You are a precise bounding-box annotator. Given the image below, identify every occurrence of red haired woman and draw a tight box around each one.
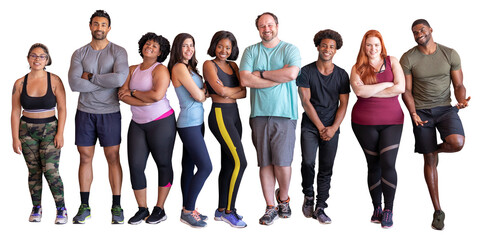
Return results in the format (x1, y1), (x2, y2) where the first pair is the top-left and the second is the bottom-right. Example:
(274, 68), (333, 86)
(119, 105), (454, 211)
(349, 30), (405, 229)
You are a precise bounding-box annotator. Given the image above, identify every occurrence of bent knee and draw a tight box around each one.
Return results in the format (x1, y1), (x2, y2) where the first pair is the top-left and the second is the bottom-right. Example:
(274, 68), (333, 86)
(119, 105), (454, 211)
(446, 135), (465, 152)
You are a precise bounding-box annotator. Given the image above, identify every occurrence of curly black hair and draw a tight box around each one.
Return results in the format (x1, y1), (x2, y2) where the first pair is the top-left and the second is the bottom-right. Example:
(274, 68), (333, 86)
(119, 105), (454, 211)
(206, 30), (239, 60)
(138, 32), (170, 63)
(313, 29), (343, 50)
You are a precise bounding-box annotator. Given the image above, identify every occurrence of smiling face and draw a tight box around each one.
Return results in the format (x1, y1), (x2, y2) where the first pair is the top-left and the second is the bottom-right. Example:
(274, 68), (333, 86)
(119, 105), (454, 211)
(28, 47), (48, 70)
(317, 38), (337, 62)
(412, 23), (433, 46)
(142, 39), (161, 59)
(257, 14), (278, 43)
(90, 16), (111, 40)
(181, 38), (195, 63)
(215, 38), (232, 61)
(364, 36), (382, 60)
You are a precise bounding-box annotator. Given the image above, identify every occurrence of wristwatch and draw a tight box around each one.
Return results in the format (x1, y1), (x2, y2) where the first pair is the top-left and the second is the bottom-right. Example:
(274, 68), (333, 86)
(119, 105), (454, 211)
(130, 89), (136, 97)
(260, 70), (265, 79)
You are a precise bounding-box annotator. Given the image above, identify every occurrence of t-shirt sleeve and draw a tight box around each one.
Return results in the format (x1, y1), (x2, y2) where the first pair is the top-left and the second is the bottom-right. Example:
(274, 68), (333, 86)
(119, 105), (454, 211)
(296, 66), (310, 88)
(239, 47), (253, 72)
(339, 69), (351, 94)
(399, 52), (412, 75)
(450, 49), (462, 71)
(286, 44), (302, 69)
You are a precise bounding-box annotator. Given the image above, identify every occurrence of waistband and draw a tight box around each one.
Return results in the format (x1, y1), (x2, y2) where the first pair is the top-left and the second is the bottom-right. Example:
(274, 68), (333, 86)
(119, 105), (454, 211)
(211, 102), (238, 108)
(23, 108), (56, 113)
(21, 116), (57, 124)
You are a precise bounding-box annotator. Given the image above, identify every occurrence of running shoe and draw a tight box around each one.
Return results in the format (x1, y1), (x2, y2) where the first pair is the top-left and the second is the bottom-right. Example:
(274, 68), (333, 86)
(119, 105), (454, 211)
(73, 204), (91, 224)
(221, 210), (247, 228)
(432, 210), (445, 230)
(180, 209), (207, 228)
(302, 195), (314, 218)
(381, 209), (393, 229)
(314, 207), (332, 224)
(55, 207), (68, 224)
(275, 188), (291, 218)
(371, 206), (383, 223)
(214, 209), (224, 221)
(146, 206), (167, 224)
(128, 207), (149, 225)
(259, 206), (279, 225)
(29, 205), (42, 222)
(111, 205), (124, 224)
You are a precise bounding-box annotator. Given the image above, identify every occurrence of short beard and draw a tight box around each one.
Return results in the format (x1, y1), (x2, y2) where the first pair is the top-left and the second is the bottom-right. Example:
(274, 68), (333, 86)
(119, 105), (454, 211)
(92, 31), (106, 40)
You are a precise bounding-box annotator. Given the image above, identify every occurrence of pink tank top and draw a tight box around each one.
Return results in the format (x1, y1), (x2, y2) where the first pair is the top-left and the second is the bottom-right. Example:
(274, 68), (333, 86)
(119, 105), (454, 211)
(352, 56), (404, 125)
(130, 62), (173, 124)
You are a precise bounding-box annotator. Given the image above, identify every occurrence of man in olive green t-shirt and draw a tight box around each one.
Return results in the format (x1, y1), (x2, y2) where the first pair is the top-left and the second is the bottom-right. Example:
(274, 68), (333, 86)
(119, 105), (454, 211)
(401, 19), (471, 231)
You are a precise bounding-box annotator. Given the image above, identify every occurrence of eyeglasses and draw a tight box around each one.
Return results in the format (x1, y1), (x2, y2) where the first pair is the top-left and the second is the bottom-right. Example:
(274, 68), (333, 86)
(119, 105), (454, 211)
(29, 54), (48, 60)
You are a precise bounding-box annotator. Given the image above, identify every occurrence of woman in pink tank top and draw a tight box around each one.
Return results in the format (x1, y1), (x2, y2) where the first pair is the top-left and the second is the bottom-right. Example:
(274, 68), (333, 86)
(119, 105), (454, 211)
(349, 30), (405, 229)
(118, 32), (176, 225)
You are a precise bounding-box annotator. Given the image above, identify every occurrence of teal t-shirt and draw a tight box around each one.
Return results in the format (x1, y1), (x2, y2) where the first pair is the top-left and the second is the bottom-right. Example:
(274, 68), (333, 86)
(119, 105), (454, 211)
(240, 41), (301, 120)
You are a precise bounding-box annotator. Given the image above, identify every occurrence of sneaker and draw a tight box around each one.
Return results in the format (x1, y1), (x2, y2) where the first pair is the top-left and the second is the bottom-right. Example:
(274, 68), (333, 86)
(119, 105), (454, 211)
(222, 210), (247, 228)
(432, 210), (445, 230)
(314, 207), (332, 224)
(275, 188), (291, 218)
(73, 204), (91, 224)
(55, 207), (68, 224)
(381, 209), (393, 229)
(259, 206), (279, 225)
(128, 207), (149, 225)
(146, 206), (167, 224)
(302, 196), (314, 218)
(29, 205), (42, 222)
(180, 209), (207, 228)
(111, 205), (124, 224)
(371, 206), (383, 223)
(214, 209), (224, 221)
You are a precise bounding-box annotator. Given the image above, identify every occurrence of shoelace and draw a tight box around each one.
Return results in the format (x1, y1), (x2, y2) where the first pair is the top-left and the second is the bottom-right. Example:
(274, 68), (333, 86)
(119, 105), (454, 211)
(112, 207), (122, 216)
(279, 202), (290, 213)
(191, 210), (202, 221)
(56, 207), (66, 217)
(383, 210), (392, 221)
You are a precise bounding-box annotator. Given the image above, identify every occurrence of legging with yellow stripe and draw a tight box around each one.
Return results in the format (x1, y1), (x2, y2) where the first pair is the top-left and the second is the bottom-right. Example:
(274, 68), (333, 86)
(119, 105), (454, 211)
(208, 103), (247, 211)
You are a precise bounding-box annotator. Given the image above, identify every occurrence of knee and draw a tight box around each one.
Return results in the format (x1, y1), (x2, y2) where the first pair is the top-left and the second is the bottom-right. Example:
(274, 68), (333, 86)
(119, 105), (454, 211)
(446, 135), (465, 152)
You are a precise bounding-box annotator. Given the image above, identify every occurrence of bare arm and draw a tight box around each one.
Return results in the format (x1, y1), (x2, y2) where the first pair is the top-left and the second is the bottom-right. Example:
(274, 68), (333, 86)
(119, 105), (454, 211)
(350, 65), (394, 98)
(240, 70), (280, 88)
(321, 93), (350, 141)
(299, 87), (325, 132)
(131, 64), (170, 103)
(401, 74), (428, 126)
(51, 74), (66, 149)
(203, 61), (245, 98)
(173, 63), (206, 102)
(11, 78), (23, 154)
(262, 64), (300, 83)
(451, 68), (471, 109)
(118, 65), (151, 106)
(371, 56), (406, 97)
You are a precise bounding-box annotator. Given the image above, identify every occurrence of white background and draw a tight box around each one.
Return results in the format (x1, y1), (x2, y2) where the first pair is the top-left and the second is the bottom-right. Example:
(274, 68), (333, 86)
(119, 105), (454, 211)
(1, 0), (480, 239)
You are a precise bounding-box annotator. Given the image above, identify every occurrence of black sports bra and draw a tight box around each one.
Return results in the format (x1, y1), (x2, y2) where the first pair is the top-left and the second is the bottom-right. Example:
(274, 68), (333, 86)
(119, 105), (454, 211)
(206, 61), (240, 95)
(20, 72), (56, 112)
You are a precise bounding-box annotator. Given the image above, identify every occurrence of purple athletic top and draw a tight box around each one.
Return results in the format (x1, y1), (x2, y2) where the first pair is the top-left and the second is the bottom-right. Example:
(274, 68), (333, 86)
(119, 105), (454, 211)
(130, 62), (172, 124)
(352, 56), (404, 125)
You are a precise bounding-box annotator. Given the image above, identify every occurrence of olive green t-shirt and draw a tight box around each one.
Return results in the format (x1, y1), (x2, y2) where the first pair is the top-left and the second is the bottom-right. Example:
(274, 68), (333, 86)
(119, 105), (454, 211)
(400, 43), (461, 109)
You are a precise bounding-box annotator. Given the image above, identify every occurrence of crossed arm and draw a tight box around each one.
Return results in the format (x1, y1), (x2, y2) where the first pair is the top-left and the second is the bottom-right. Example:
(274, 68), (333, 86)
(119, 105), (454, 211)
(240, 64), (300, 88)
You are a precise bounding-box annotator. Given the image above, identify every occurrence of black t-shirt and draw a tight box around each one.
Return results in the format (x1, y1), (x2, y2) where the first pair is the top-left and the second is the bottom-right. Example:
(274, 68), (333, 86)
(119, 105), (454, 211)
(296, 62), (350, 129)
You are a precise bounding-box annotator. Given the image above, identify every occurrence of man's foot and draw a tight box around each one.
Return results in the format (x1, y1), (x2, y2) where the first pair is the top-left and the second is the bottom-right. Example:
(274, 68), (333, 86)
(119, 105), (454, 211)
(314, 207), (332, 224)
(111, 205), (124, 224)
(381, 209), (393, 229)
(55, 207), (68, 224)
(371, 206), (383, 223)
(128, 207), (149, 225)
(73, 204), (91, 224)
(29, 205), (42, 222)
(432, 210), (445, 230)
(275, 188), (291, 218)
(146, 206), (167, 224)
(302, 195), (314, 218)
(259, 206), (279, 226)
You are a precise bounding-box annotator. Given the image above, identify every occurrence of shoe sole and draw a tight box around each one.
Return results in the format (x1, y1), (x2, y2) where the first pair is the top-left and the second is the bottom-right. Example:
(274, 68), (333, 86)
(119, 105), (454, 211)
(73, 215), (91, 224)
(180, 218), (206, 228)
(259, 215), (279, 226)
(221, 216), (247, 228)
(112, 220), (124, 224)
(147, 215), (167, 224)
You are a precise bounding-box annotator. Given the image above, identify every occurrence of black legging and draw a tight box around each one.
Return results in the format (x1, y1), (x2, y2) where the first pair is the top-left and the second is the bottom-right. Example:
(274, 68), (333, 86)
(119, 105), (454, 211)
(208, 103), (247, 211)
(352, 123), (403, 211)
(128, 114), (176, 190)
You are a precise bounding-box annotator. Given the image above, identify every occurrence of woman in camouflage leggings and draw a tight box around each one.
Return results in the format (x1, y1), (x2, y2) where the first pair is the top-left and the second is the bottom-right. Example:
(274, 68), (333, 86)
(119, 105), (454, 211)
(11, 43), (68, 224)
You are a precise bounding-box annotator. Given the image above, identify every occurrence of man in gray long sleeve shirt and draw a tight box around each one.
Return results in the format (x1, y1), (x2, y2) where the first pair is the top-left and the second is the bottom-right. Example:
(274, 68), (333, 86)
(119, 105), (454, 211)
(68, 10), (128, 224)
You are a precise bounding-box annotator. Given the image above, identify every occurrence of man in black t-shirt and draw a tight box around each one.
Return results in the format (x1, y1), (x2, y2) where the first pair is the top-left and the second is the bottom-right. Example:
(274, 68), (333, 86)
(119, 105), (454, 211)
(296, 29), (350, 224)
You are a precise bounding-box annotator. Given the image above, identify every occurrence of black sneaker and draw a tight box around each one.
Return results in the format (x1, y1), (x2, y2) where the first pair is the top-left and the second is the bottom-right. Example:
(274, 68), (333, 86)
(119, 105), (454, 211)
(128, 207), (149, 225)
(146, 206), (167, 224)
(371, 206), (383, 223)
(432, 210), (445, 230)
(381, 209), (393, 229)
(302, 196), (314, 218)
(314, 207), (332, 224)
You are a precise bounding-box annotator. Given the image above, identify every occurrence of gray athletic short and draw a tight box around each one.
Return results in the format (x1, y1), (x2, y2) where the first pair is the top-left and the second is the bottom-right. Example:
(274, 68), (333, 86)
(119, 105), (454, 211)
(249, 116), (297, 167)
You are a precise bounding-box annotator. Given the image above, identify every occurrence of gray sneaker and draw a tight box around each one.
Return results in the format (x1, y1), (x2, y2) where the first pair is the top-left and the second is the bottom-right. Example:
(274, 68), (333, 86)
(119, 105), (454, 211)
(314, 207), (332, 224)
(73, 204), (91, 224)
(55, 207), (68, 224)
(111, 205), (124, 224)
(29, 205), (42, 222)
(302, 196), (314, 218)
(259, 206), (279, 225)
(180, 210), (207, 228)
(275, 188), (291, 218)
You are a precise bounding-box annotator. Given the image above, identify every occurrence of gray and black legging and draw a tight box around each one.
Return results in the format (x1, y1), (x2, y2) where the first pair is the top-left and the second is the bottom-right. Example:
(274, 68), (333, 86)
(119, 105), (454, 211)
(352, 123), (403, 211)
(128, 114), (176, 190)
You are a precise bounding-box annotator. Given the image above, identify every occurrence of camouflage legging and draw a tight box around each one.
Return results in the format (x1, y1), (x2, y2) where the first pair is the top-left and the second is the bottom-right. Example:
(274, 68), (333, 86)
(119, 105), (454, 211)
(19, 118), (65, 208)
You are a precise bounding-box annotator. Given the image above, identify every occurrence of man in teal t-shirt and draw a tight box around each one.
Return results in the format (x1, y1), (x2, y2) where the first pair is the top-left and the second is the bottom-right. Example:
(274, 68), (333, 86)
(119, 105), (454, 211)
(240, 12), (301, 226)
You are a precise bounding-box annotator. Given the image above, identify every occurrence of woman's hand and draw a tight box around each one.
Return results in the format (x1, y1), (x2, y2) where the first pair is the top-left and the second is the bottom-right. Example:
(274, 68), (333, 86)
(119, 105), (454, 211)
(54, 133), (64, 149)
(13, 139), (22, 154)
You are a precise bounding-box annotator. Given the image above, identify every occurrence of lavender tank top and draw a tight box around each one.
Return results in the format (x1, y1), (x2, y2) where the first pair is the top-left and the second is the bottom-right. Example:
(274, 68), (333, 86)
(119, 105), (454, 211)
(352, 56), (404, 125)
(129, 62), (172, 124)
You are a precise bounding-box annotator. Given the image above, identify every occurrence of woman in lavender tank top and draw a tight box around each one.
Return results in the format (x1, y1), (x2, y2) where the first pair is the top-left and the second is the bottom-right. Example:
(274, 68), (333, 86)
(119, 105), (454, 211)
(349, 30), (405, 229)
(118, 33), (175, 225)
